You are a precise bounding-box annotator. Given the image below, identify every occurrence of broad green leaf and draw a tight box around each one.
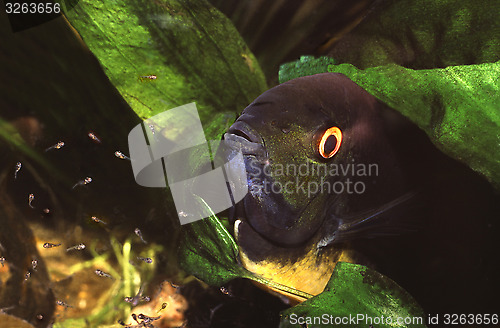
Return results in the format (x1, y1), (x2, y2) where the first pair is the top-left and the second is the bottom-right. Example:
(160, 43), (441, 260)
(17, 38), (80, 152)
(178, 202), (252, 286)
(327, 61), (500, 190)
(279, 56), (336, 84)
(280, 262), (427, 328)
(328, 0), (499, 69)
(60, 0), (267, 123)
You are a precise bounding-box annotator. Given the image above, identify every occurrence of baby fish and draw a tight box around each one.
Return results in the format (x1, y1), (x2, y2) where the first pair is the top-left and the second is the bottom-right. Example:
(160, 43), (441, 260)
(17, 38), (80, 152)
(137, 313), (160, 323)
(157, 302), (168, 313)
(91, 216), (107, 225)
(66, 243), (86, 252)
(137, 256), (153, 264)
(24, 271), (31, 281)
(72, 177), (92, 189)
(87, 132), (101, 143)
(124, 285), (149, 307)
(95, 269), (113, 279)
(14, 162), (21, 179)
(115, 151), (130, 160)
(148, 124), (155, 134)
(139, 75), (157, 81)
(0, 257), (5, 267)
(43, 242), (61, 248)
(134, 228), (147, 244)
(45, 141), (65, 152)
(31, 259), (38, 271)
(28, 193), (35, 208)
(56, 300), (73, 308)
(42, 208), (50, 214)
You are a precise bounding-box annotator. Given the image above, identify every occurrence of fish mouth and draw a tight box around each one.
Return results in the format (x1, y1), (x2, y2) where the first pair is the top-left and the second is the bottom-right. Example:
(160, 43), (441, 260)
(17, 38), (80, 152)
(227, 121), (264, 145)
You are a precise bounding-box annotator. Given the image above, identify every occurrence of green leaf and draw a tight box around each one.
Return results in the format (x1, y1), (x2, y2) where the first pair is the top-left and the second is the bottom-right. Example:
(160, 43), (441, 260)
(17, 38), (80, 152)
(177, 201), (252, 286)
(60, 0), (267, 123)
(279, 55), (336, 84)
(280, 262), (427, 328)
(328, 0), (499, 69)
(327, 61), (500, 190)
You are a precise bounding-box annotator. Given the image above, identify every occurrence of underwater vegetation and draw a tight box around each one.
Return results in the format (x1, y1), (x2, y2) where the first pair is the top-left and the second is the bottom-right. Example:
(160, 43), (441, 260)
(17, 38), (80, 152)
(0, 0), (499, 328)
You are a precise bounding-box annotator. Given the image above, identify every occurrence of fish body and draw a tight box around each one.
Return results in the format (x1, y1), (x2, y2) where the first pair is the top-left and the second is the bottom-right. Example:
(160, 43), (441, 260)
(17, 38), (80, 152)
(43, 242), (61, 248)
(225, 73), (429, 300)
(95, 269), (113, 279)
(45, 141), (65, 152)
(66, 243), (86, 251)
(224, 73), (500, 313)
(14, 162), (21, 179)
(91, 216), (107, 225)
(72, 177), (92, 189)
(88, 132), (101, 143)
(28, 193), (35, 208)
(134, 228), (147, 244)
(115, 150), (130, 160)
(137, 256), (152, 264)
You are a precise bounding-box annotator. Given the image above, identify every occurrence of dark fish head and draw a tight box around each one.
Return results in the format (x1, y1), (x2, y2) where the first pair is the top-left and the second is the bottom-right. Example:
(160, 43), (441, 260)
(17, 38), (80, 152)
(225, 73), (413, 250)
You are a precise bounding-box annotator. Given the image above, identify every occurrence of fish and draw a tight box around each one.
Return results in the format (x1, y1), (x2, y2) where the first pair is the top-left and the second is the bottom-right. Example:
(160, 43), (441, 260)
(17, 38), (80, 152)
(134, 228), (147, 244)
(43, 242), (61, 248)
(139, 74), (157, 81)
(14, 162), (21, 179)
(223, 73), (428, 301)
(0, 257), (5, 267)
(137, 256), (153, 264)
(91, 216), (107, 225)
(31, 259), (38, 271)
(56, 300), (73, 308)
(66, 243), (86, 252)
(124, 285), (149, 306)
(72, 176), (92, 189)
(88, 132), (101, 143)
(94, 269), (113, 279)
(115, 150), (130, 160)
(157, 302), (168, 313)
(45, 141), (65, 152)
(24, 271), (31, 281)
(28, 193), (35, 208)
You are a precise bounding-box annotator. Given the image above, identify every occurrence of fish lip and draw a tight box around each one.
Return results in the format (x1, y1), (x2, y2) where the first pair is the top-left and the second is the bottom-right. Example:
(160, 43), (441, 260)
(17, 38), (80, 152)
(228, 121), (264, 145)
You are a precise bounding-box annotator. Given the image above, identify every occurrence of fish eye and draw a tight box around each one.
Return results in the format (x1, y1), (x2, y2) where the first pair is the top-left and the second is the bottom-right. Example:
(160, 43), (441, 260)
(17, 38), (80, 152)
(318, 126), (342, 159)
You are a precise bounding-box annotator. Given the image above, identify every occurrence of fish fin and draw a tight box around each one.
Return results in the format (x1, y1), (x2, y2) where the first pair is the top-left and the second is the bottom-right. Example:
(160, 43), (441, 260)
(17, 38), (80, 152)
(319, 192), (423, 247)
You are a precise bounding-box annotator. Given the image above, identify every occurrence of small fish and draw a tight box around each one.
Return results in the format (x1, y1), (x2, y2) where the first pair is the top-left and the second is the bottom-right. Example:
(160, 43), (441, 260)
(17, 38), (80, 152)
(56, 300), (73, 308)
(14, 162), (21, 179)
(139, 75), (157, 81)
(124, 285), (149, 306)
(43, 242), (61, 248)
(148, 124), (156, 134)
(137, 256), (153, 264)
(220, 286), (232, 296)
(87, 132), (101, 143)
(24, 271), (31, 281)
(137, 313), (160, 323)
(45, 141), (65, 152)
(66, 243), (86, 252)
(134, 228), (147, 244)
(115, 151), (130, 160)
(31, 259), (38, 271)
(0, 257), (5, 267)
(28, 193), (35, 208)
(36, 314), (43, 320)
(157, 302), (168, 313)
(42, 208), (50, 214)
(72, 177), (92, 189)
(117, 320), (132, 327)
(91, 216), (107, 225)
(94, 269), (113, 279)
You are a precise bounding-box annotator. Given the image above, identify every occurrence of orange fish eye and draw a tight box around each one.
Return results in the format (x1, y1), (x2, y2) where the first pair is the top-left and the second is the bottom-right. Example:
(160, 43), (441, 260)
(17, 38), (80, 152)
(318, 126), (342, 159)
